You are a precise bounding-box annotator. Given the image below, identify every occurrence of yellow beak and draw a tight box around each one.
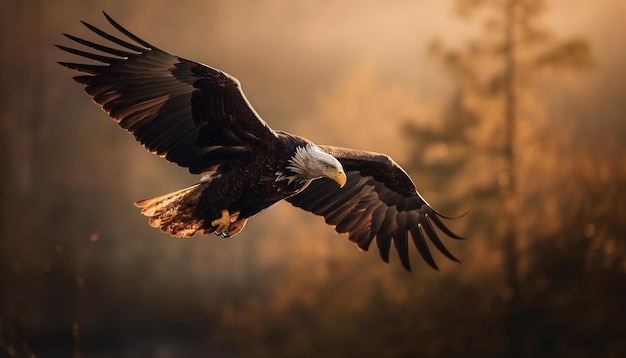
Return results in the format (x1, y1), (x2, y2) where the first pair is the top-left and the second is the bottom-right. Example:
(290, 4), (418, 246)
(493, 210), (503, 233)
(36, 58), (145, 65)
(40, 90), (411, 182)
(333, 171), (347, 188)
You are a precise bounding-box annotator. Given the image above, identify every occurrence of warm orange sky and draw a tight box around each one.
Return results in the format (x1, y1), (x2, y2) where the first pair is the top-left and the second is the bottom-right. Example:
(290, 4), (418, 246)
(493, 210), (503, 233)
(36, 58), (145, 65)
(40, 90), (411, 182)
(2, 1), (621, 140)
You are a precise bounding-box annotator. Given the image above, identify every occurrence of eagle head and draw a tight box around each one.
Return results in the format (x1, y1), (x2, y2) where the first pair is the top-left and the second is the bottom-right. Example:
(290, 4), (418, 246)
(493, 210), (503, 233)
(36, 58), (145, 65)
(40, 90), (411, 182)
(284, 144), (347, 187)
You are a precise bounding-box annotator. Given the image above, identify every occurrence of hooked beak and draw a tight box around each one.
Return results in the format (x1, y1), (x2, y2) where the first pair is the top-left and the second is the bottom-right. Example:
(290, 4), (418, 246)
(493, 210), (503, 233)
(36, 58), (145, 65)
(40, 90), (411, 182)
(333, 170), (347, 188)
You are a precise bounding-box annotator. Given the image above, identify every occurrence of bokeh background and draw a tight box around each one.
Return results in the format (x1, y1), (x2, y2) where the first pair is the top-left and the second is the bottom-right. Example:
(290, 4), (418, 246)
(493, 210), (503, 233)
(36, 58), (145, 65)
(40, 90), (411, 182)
(1, 0), (625, 357)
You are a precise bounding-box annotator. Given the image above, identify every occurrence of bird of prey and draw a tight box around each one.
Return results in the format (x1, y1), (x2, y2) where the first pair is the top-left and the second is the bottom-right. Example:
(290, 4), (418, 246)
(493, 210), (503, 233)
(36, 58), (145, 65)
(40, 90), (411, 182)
(57, 12), (464, 271)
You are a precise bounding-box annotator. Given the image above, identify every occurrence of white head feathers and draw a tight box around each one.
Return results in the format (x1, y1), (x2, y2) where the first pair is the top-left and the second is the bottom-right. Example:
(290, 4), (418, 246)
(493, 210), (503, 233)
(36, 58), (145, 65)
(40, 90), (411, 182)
(277, 144), (346, 187)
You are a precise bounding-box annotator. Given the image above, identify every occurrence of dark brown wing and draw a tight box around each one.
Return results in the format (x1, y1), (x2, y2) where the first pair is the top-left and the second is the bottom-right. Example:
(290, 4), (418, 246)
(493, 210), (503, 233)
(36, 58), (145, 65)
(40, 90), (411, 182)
(57, 11), (279, 174)
(286, 145), (464, 272)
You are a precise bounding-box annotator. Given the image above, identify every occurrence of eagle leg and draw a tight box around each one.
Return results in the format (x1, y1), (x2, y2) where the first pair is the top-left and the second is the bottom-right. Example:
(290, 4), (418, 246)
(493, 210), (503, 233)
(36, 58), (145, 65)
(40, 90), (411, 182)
(211, 209), (242, 238)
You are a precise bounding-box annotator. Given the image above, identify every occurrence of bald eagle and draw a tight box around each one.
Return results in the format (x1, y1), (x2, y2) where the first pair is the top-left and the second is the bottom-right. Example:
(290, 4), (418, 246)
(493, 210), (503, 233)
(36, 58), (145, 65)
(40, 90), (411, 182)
(57, 12), (464, 271)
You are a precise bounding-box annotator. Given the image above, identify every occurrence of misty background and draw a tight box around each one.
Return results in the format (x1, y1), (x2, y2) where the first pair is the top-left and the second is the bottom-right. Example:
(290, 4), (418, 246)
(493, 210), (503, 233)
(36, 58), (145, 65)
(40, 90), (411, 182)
(1, 0), (625, 357)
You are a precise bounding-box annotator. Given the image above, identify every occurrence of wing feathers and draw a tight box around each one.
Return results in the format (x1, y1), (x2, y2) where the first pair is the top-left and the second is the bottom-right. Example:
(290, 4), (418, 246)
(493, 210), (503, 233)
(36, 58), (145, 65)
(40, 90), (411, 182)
(58, 12), (279, 174)
(58, 62), (107, 75)
(392, 211), (411, 271)
(410, 225), (438, 270)
(376, 207), (397, 263)
(288, 146), (464, 271)
(80, 18), (147, 53)
(55, 44), (122, 64)
(101, 11), (155, 50)
(61, 32), (137, 57)
(429, 212), (465, 240)
(109, 95), (168, 123)
(364, 205), (386, 251)
(422, 215), (461, 263)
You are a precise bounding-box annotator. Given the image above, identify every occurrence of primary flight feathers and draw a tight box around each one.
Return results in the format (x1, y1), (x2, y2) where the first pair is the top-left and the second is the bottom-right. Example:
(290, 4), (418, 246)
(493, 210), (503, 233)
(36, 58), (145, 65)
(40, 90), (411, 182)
(58, 11), (464, 272)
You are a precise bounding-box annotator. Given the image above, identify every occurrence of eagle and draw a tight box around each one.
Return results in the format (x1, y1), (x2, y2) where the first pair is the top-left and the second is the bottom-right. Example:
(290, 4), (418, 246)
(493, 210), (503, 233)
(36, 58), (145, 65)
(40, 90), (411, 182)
(57, 12), (464, 272)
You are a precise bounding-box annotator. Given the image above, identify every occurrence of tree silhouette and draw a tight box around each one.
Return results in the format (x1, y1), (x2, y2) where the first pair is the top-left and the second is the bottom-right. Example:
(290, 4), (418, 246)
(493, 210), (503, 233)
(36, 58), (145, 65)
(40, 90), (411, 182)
(406, 0), (595, 356)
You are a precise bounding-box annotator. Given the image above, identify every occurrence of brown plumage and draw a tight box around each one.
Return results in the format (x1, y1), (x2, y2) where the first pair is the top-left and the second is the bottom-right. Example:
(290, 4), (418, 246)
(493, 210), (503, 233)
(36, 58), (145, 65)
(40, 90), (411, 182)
(57, 11), (464, 271)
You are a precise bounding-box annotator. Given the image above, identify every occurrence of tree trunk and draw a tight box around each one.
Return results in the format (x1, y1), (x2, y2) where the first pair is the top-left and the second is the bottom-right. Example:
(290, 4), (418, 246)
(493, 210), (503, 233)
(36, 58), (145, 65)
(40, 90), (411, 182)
(503, 0), (524, 357)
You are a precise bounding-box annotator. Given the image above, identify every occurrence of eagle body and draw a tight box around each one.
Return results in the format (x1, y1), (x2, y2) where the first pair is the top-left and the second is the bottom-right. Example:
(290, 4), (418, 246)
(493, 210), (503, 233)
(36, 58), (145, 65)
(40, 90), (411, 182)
(192, 135), (332, 230)
(137, 133), (344, 238)
(58, 12), (464, 271)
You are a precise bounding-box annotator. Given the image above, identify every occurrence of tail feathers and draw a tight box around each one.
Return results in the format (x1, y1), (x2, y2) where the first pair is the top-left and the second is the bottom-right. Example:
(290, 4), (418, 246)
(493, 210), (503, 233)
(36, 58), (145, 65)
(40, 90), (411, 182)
(135, 184), (209, 238)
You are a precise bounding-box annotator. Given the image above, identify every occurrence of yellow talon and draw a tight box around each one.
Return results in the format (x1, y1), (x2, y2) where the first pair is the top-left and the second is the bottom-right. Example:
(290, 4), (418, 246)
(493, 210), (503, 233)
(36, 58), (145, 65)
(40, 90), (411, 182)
(211, 209), (231, 235)
(211, 209), (245, 238)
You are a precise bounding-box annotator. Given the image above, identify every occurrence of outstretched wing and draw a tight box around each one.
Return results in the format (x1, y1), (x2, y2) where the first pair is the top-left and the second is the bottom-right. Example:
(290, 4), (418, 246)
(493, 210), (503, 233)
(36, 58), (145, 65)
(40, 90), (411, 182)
(286, 145), (464, 272)
(57, 11), (279, 174)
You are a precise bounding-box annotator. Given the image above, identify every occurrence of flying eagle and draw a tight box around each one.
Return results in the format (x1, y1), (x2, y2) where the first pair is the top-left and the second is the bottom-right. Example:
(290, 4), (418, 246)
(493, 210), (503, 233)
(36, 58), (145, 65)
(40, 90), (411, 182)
(57, 12), (464, 271)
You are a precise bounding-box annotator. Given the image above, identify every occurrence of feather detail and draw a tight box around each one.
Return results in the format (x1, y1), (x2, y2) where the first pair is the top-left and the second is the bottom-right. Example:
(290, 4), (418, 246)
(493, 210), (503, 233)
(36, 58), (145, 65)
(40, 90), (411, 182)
(134, 184), (204, 237)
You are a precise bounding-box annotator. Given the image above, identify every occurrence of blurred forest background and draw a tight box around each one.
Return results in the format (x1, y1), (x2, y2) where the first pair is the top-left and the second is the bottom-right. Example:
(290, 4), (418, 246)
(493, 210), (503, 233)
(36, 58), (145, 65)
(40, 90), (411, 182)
(1, 0), (625, 357)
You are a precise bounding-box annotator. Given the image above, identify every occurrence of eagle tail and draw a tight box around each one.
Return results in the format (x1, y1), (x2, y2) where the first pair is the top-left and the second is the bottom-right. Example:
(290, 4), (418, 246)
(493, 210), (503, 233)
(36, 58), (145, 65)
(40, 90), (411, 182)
(134, 184), (206, 238)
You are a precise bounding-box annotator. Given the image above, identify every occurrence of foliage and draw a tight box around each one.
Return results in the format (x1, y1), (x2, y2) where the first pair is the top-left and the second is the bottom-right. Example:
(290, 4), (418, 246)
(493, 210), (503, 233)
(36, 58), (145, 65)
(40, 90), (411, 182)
(402, 0), (623, 357)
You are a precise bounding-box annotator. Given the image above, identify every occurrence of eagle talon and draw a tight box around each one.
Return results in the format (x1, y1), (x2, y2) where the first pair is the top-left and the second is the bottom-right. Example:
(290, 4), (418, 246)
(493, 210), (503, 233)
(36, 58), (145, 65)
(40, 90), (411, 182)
(226, 218), (248, 238)
(211, 209), (244, 238)
(211, 209), (231, 236)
